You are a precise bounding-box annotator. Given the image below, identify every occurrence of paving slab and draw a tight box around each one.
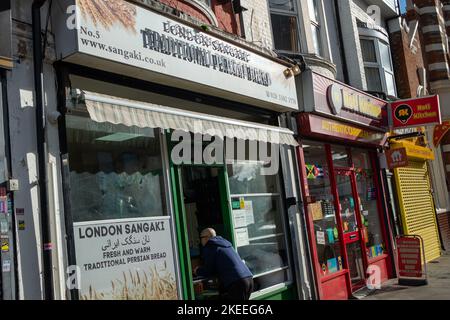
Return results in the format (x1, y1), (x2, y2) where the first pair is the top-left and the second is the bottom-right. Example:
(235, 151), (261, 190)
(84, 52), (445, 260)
(362, 251), (450, 300)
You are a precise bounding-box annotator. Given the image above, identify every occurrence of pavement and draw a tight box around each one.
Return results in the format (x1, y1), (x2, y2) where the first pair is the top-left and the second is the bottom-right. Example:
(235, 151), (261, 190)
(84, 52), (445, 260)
(361, 250), (450, 300)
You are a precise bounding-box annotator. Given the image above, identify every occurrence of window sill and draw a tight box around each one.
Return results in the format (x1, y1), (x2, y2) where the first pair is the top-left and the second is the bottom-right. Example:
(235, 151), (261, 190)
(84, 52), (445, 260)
(250, 282), (293, 300)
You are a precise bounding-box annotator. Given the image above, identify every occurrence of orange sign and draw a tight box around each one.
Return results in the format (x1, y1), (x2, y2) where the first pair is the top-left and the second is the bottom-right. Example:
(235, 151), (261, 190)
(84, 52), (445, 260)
(433, 120), (450, 147)
(386, 148), (408, 170)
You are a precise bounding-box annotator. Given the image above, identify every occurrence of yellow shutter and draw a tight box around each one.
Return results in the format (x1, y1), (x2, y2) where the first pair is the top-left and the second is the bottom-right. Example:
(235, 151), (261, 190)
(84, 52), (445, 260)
(394, 160), (441, 262)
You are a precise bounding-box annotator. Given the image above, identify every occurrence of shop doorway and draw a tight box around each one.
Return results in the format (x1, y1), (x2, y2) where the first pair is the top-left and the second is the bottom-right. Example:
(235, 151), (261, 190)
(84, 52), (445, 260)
(335, 169), (367, 291)
(174, 165), (233, 300)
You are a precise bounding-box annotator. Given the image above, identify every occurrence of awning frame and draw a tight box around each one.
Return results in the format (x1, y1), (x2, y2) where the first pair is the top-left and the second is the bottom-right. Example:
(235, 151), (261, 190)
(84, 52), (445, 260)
(81, 91), (299, 147)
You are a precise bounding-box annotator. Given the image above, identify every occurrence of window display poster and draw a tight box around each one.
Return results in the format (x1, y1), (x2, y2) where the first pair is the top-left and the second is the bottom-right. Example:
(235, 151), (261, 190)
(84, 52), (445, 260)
(367, 187), (376, 201)
(244, 201), (254, 225)
(309, 202), (324, 221)
(326, 228), (335, 244)
(233, 210), (247, 228)
(232, 200), (241, 210)
(2, 260), (11, 273)
(73, 216), (178, 300)
(235, 228), (250, 247)
(327, 258), (338, 274)
(232, 201), (254, 227)
(1, 237), (9, 252)
(0, 196), (7, 214)
(316, 231), (326, 245)
(0, 221), (8, 234)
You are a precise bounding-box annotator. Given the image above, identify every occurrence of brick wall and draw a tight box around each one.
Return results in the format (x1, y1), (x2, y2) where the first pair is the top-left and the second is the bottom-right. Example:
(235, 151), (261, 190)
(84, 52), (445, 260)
(157, 0), (242, 36)
(443, 0), (450, 39)
(437, 212), (450, 250)
(158, 0), (211, 24)
(211, 0), (241, 36)
(389, 20), (426, 98)
(415, 0), (450, 82)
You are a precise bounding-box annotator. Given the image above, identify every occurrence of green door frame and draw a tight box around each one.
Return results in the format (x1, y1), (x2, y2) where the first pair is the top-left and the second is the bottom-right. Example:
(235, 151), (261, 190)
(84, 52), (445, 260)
(166, 132), (235, 299)
(166, 131), (297, 300)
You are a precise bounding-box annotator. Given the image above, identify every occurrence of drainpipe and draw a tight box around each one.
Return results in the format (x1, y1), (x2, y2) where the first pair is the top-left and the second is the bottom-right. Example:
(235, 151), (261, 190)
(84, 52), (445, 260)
(32, 0), (53, 300)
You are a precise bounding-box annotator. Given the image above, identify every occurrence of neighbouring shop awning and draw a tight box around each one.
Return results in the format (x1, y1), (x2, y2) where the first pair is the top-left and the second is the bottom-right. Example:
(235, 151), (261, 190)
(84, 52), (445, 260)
(82, 91), (298, 146)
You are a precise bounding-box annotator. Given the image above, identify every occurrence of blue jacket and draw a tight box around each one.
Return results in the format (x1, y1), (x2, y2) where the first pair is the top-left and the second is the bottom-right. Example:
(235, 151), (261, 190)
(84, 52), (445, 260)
(196, 236), (253, 288)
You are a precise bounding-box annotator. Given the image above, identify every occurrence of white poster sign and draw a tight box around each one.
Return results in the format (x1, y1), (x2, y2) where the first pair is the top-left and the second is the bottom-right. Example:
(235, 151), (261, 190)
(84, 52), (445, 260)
(233, 210), (247, 228)
(244, 201), (254, 225)
(2, 260), (11, 273)
(232, 201), (254, 229)
(55, 0), (297, 110)
(235, 228), (250, 247)
(73, 216), (178, 300)
(316, 231), (326, 245)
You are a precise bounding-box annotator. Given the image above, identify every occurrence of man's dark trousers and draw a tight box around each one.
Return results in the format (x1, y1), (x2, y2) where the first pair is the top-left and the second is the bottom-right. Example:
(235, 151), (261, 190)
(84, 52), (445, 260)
(221, 277), (254, 300)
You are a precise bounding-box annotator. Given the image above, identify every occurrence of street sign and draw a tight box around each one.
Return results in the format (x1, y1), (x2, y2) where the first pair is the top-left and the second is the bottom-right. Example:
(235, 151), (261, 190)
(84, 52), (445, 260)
(396, 235), (427, 286)
(391, 95), (441, 129)
(386, 148), (408, 170)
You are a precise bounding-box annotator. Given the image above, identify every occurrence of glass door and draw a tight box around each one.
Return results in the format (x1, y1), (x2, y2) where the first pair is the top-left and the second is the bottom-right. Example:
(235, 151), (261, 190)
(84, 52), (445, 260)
(335, 169), (366, 289)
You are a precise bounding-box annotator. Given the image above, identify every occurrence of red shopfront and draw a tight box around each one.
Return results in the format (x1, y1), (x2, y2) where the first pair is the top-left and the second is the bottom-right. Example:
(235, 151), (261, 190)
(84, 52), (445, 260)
(296, 71), (394, 300)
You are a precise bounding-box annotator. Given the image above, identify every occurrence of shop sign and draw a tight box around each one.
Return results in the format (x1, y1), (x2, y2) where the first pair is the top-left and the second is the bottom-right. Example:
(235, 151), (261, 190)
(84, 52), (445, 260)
(406, 146), (434, 160)
(433, 120), (450, 147)
(391, 141), (435, 161)
(303, 71), (388, 129)
(328, 83), (383, 119)
(53, 0), (297, 110)
(386, 148), (408, 170)
(396, 236), (425, 281)
(298, 114), (387, 146)
(391, 95), (441, 129)
(73, 216), (178, 300)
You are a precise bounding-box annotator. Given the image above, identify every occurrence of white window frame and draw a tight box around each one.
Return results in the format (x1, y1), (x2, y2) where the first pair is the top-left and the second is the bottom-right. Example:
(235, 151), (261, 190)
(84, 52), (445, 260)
(360, 36), (397, 97)
(308, 0), (322, 56)
(268, 0), (331, 59)
(267, 0), (302, 53)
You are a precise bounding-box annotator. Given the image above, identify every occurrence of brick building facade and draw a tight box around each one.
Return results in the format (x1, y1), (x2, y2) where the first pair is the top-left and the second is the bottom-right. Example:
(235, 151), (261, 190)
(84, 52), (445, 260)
(389, 0), (450, 250)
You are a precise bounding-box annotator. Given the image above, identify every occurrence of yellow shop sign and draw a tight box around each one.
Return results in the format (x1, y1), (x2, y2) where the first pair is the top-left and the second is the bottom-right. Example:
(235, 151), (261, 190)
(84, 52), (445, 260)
(390, 141), (434, 160)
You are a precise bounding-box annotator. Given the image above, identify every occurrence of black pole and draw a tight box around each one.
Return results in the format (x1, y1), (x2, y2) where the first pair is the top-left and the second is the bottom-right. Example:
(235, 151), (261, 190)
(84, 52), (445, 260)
(32, 0), (53, 300)
(1, 68), (20, 300)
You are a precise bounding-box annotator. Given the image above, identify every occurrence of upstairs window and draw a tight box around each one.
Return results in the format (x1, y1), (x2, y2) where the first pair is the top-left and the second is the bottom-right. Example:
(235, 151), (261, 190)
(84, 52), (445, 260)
(360, 37), (396, 96)
(269, 0), (300, 52)
(308, 0), (322, 56)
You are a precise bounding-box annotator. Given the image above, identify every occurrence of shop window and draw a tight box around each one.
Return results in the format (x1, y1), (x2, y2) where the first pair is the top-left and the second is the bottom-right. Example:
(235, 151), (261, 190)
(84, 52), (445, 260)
(352, 149), (386, 259)
(331, 144), (350, 168)
(360, 37), (396, 97)
(227, 142), (292, 293)
(66, 115), (167, 222)
(269, 0), (300, 52)
(303, 142), (343, 277)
